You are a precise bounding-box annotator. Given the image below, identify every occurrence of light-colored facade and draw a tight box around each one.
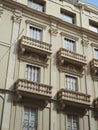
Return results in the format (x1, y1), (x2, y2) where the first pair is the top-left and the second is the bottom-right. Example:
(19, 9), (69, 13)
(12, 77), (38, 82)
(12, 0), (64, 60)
(0, 0), (98, 130)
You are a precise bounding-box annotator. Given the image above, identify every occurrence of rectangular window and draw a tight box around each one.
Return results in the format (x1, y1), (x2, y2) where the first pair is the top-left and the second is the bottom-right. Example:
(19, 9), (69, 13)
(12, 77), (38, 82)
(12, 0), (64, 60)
(27, 0), (44, 12)
(23, 107), (37, 130)
(67, 115), (79, 130)
(61, 10), (75, 24)
(94, 48), (98, 59)
(64, 38), (75, 51)
(29, 26), (42, 40)
(26, 65), (40, 82)
(66, 75), (77, 91)
(89, 24), (98, 33)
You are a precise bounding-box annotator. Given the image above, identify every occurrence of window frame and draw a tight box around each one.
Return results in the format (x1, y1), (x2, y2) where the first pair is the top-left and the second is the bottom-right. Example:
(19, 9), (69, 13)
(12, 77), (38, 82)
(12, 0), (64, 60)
(61, 32), (78, 52)
(25, 63), (41, 82)
(65, 74), (78, 91)
(63, 37), (76, 52)
(89, 20), (98, 33)
(60, 9), (76, 24)
(23, 107), (38, 130)
(94, 47), (98, 59)
(27, 24), (43, 41)
(66, 114), (79, 130)
(27, 0), (45, 12)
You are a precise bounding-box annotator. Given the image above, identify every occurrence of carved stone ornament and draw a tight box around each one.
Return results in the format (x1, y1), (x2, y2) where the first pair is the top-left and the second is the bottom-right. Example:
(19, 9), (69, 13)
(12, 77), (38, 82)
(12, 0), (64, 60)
(0, 4), (3, 17)
(50, 28), (58, 36)
(12, 10), (22, 23)
(82, 39), (89, 47)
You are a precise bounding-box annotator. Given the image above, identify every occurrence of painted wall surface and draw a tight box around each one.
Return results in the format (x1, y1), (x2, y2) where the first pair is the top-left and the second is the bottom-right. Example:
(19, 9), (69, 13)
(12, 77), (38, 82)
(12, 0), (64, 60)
(0, 0), (98, 130)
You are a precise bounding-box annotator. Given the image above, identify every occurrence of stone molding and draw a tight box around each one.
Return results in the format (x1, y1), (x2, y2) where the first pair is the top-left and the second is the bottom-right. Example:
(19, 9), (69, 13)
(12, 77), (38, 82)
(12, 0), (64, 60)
(61, 32), (79, 41)
(91, 43), (98, 48)
(49, 28), (58, 36)
(0, 4), (3, 17)
(25, 20), (47, 29)
(12, 10), (22, 23)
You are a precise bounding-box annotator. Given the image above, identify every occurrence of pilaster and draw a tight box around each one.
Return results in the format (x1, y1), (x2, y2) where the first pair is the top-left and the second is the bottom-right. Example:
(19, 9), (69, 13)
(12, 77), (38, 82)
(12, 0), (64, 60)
(50, 22), (58, 130)
(1, 10), (22, 130)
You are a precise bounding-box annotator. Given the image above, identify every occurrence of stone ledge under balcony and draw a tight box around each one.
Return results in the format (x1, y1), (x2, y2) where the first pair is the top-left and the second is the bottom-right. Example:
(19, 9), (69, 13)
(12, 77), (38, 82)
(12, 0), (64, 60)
(57, 88), (91, 115)
(90, 59), (98, 80)
(19, 36), (52, 65)
(93, 98), (98, 111)
(57, 48), (87, 76)
(14, 79), (52, 108)
(93, 97), (98, 119)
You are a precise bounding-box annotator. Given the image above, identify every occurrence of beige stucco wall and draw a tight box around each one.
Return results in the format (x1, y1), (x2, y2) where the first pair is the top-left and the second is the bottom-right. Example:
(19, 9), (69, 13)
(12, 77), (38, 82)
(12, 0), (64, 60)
(1, 0), (98, 130)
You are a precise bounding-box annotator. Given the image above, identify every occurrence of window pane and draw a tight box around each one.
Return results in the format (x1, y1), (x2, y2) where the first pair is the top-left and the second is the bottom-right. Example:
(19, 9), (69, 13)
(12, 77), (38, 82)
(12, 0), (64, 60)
(67, 115), (78, 130)
(64, 38), (75, 51)
(94, 49), (98, 59)
(61, 12), (74, 24)
(26, 65), (40, 82)
(23, 107), (37, 130)
(66, 76), (77, 91)
(89, 24), (98, 33)
(28, 0), (44, 12)
(29, 26), (42, 40)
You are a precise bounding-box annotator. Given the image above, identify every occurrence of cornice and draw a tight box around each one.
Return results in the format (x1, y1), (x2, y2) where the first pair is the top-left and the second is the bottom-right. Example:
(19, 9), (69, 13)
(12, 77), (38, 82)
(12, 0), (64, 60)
(25, 20), (47, 29)
(1, 0), (98, 41)
(60, 32), (79, 41)
(76, 2), (98, 15)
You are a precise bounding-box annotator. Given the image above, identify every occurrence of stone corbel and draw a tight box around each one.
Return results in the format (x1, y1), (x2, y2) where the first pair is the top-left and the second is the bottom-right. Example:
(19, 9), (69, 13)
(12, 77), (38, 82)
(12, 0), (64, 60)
(91, 68), (98, 76)
(20, 47), (25, 54)
(12, 10), (22, 23)
(0, 4), (3, 17)
(45, 55), (51, 62)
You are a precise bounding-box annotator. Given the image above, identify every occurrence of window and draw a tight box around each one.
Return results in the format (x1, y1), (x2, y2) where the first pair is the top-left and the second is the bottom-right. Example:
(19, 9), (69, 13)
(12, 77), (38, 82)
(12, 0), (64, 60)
(28, 26), (42, 40)
(67, 115), (79, 130)
(27, 0), (44, 12)
(89, 20), (98, 33)
(64, 38), (75, 51)
(89, 24), (98, 33)
(94, 48), (98, 59)
(26, 65), (40, 82)
(23, 107), (37, 130)
(66, 75), (77, 91)
(61, 10), (75, 24)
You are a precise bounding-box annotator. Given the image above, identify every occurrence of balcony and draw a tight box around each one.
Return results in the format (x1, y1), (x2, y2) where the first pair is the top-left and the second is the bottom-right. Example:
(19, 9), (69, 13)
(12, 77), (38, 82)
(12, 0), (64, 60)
(90, 59), (98, 80)
(57, 48), (87, 75)
(19, 36), (52, 66)
(57, 89), (91, 115)
(15, 79), (52, 107)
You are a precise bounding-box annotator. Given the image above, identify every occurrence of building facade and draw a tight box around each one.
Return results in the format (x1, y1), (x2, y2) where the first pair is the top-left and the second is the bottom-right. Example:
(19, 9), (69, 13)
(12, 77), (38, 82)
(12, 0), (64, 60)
(0, 0), (98, 130)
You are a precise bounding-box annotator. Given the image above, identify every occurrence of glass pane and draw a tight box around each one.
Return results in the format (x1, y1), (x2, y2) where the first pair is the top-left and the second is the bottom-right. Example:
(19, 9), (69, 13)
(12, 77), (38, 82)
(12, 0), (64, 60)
(23, 107), (37, 130)
(94, 49), (98, 59)
(28, 0), (44, 12)
(26, 65), (40, 82)
(64, 38), (75, 51)
(66, 76), (77, 91)
(61, 13), (73, 24)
